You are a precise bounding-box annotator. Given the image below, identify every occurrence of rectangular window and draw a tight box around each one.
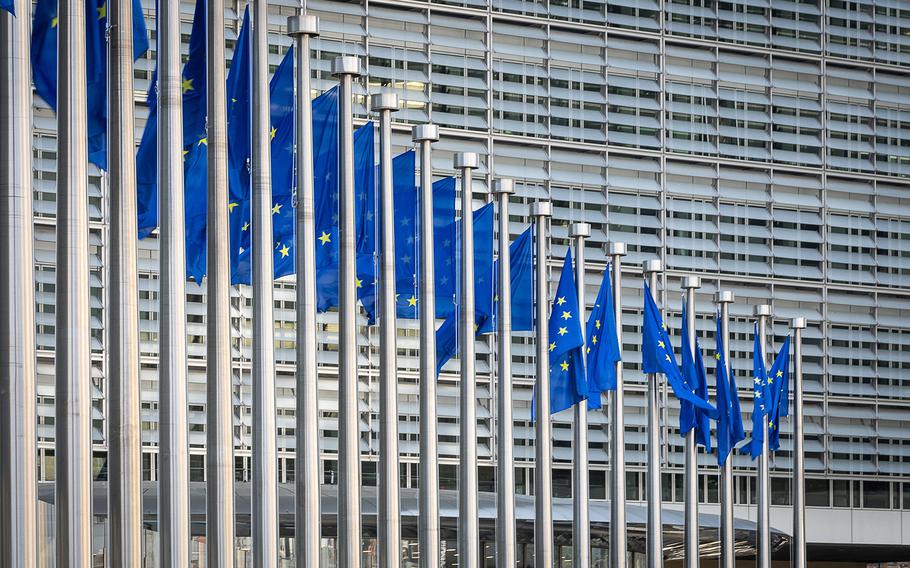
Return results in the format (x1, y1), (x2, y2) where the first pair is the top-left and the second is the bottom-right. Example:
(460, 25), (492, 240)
(805, 478), (829, 507)
(863, 480), (891, 509)
(833, 479), (850, 507)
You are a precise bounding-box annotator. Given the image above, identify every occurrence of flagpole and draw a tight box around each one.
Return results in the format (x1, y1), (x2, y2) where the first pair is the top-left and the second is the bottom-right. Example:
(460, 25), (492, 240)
(570, 222), (591, 568)
(414, 123), (441, 568)
(493, 179), (516, 568)
(107, 0), (143, 562)
(0, 4), (38, 564)
(206, 0), (237, 560)
(251, 0), (278, 564)
(791, 317), (807, 568)
(55, 0), (93, 562)
(682, 276), (701, 568)
(609, 242), (628, 568)
(532, 200), (553, 566)
(456, 152), (480, 566)
(287, 14), (321, 566)
(158, 0), (190, 560)
(643, 259), (664, 568)
(334, 55), (363, 568)
(372, 92), (401, 568)
(715, 291), (735, 568)
(754, 304), (772, 568)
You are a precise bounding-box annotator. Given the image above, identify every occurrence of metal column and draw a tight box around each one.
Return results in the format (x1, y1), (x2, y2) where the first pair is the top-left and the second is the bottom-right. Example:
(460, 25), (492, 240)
(570, 222), (591, 568)
(791, 317), (807, 568)
(755, 304), (772, 568)
(414, 123), (441, 568)
(682, 276), (701, 568)
(456, 152), (480, 566)
(0, 4), (38, 564)
(372, 92), (401, 568)
(493, 179), (516, 568)
(334, 55), (363, 568)
(609, 242), (628, 568)
(532, 201), (553, 567)
(715, 291), (735, 568)
(55, 0), (93, 563)
(287, 14), (321, 567)
(643, 260), (663, 568)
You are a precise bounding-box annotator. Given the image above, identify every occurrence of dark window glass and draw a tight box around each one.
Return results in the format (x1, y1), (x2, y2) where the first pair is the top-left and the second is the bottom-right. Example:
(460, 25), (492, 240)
(362, 461), (377, 487)
(323, 460), (337, 485)
(440, 464), (457, 491)
(479, 466), (495, 493)
(553, 468), (572, 499)
(590, 470), (607, 500)
(863, 481), (891, 509)
(833, 479), (850, 507)
(772, 477), (791, 506)
(805, 478), (829, 507)
(626, 471), (641, 501)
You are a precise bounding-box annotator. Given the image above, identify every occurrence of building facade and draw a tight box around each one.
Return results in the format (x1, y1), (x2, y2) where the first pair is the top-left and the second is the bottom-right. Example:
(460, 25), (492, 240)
(28, 0), (910, 564)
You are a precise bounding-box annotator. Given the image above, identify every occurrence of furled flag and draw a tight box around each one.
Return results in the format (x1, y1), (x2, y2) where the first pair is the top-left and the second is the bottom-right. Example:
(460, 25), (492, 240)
(679, 301), (712, 451)
(312, 87), (339, 309)
(226, 6), (252, 283)
(434, 203), (495, 374)
(476, 225), (534, 334)
(392, 150), (419, 318)
(641, 283), (718, 417)
(585, 265), (622, 408)
(532, 249), (587, 419)
(353, 124), (377, 320)
(714, 314), (745, 466)
(433, 176), (457, 319)
(743, 325), (770, 459)
(767, 336), (791, 452)
(32, 0), (149, 169)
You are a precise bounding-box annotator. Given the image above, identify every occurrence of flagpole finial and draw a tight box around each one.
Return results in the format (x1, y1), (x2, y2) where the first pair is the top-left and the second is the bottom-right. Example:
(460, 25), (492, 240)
(754, 304), (772, 317)
(715, 290), (734, 304)
(287, 14), (319, 37)
(331, 55), (361, 76)
(569, 222), (590, 238)
(609, 242), (627, 256)
(791, 317), (807, 329)
(370, 93), (398, 112)
(493, 178), (514, 195)
(643, 259), (662, 274)
(412, 123), (439, 142)
(454, 152), (479, 169)
(531, 201), (552, 217)
(682, 275), (701, 290)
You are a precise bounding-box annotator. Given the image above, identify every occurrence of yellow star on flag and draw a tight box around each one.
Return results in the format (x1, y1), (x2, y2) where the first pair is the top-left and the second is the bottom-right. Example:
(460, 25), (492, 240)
(272, 203), (282, 215)
(318, 231), (331, 245)
(768, 376), (774, 384)
(242, 222), (250, 231)
(591, 335), (597, 344)
(556, 296), (566, 306)
(776, 370), (782, 377)
(662, 322), (668, 331)
(52, 16), (58, 28)
(355, 278), (363, 288)
(97, 3), (106, 20)
(227, 202), (238, 213)
(715, 352), (721, 360)
(561, 311), (571, 320)
(657, 340), (665, 349)
(549, 341), (556, 352)
(197, 137), (207, 146)
(182, 77), (194, 94)
(595, 319), (601, 329)
(407, 296), (418, 307)
(279, 245), (290, 257)
(560, 360), (569, 372)
(270, 126), (277, 140)
(558, 327), (568, 336)
(665, 354), (671, 362)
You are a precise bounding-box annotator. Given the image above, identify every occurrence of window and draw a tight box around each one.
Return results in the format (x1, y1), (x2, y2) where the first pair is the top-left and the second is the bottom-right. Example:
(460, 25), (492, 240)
(805, 478), (829, 506)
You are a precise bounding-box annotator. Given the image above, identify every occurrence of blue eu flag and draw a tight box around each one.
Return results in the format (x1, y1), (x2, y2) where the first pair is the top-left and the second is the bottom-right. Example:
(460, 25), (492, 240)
(743, 326), (769, 459)
(354, 124), (377, 320)
(679, 301), (712, 451)
(183, 137), (209, 283)
(32, 0), (149, 170)
(1, 0), (14, 15)
(585, 266), (621, 407)
(714, 314), (745, 466)
(767, 336), (791, 452)
(532, 249), (587, 419)
(312, 87), (339, 310)
(392, 151), (419, 318)
(269, 47), (297, 281)
(476, 225), (534, 334)
(226, 6), (252, 284)
(642, 283), (717, 417)
(433, 177), (457, 319)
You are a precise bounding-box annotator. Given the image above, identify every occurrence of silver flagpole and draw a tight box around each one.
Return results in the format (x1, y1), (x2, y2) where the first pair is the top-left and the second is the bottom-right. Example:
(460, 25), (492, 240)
(456, 152), (480, 566)
(532, 201), (553, 566)
(334, 55), (362, 568)
(643, 259), (664, 568)
(371, 92), (401, 568)
(791, 317), (807, 568)
(682, 276), (701, 568)
(251, 0), (278, 564)
(287, 14), (321, 566)
(715, 291), (735, 568)
(158, 0), (190, 560)
(414, 123), (440, 568)
(493, 179), (516, 568)
(755, 304), (772, 568)
(570, 222), (591, 568)
(107, 0), (143, 561)
(206, 0), (236, 560)
(56, 0), (93, 563)
(609, 242), (628, 568)
(0, 3), (38, 564)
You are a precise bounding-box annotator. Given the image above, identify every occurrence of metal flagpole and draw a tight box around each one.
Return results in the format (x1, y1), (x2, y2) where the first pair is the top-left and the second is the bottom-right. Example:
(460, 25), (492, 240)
(55, 0), (93, 563)
(158, 0), (190, 560)
(206, 0), (236, 560)
(609, 242), (628, 568)
(456, 152), (480, 566)
(755, 304), (772, 568)
(682, 276), (701, 568)
(287, 14), (321, 566)
(0, 4), (38, 564)
(493, 179), (516, 568)
(414, 123), (440, 568)
(791, 317), (807, 568)
(251, 0), (278, 564)
(107, 0), (143, 561)
(715, 291), (735, 568)
(570, 222), (591, 568)
(372, 92), (401, 568)
(334, 55), (363, 568)
(532, 201), (553, 566)
(643, 259), (664, 568)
